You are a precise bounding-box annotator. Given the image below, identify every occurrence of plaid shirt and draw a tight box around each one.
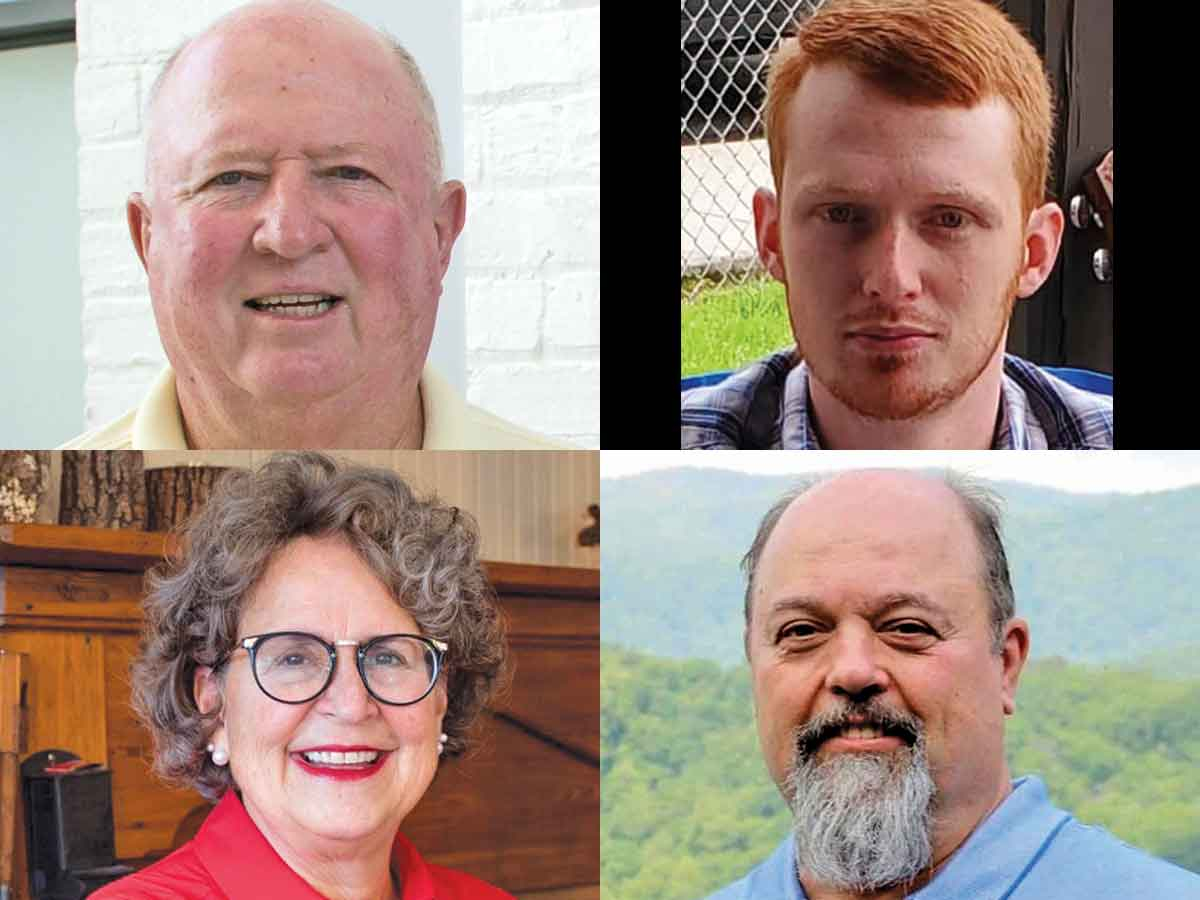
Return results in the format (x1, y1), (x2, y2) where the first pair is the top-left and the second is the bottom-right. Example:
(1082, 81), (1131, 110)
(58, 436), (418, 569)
(680, 350), (1113, 449)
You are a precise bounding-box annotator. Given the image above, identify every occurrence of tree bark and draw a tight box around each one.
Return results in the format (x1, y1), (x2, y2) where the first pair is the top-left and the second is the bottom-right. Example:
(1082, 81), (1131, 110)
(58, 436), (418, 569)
(59, 451), (147, 529)
(0, 452), (56, 524)
(146, 467), (229, 532)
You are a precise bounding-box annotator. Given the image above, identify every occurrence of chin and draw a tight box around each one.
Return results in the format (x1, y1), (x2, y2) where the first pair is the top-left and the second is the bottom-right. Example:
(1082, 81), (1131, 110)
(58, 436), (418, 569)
(295, 802), (392, 842)
(826, 367), (956, 421)
(240, 358), (358, 403)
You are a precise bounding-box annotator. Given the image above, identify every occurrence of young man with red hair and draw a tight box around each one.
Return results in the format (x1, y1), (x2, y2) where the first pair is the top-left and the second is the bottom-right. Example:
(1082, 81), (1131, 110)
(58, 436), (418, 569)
(681, 0), (1113, 449)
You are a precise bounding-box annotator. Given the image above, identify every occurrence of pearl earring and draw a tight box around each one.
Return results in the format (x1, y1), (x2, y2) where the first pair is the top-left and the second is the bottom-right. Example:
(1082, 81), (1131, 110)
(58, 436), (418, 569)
(437, 732), (448, 756)
(207, 742), (229, 767)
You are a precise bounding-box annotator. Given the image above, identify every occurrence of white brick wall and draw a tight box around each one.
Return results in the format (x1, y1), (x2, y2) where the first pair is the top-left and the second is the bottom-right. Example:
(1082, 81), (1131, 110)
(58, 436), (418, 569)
(74, 0), (600, 447)
(462, 1), (600, 448)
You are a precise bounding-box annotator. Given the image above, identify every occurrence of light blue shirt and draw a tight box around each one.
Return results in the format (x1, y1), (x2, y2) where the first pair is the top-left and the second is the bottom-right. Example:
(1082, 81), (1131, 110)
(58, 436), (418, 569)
(703, 776), (1200, 899)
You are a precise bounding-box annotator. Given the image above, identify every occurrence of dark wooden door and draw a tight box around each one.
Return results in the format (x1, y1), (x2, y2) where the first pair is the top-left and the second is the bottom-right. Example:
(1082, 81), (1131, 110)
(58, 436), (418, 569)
(1001, 0), (1114, 374)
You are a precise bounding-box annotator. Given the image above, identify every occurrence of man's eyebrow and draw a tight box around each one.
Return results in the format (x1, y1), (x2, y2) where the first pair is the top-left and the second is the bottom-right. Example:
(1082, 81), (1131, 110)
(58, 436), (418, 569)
(791, 177), (1003, 221)
(308, 142), (377, 160)
(195, 143), (379, 168)
(765, 595), (828, 619)
(873, 593), (952, 626)
(765, 592), (952, 625)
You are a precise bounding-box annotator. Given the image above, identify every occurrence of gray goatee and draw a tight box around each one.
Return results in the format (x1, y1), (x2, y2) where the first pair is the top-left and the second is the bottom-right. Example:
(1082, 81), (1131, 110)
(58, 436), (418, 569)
(786, 702), (936, 893)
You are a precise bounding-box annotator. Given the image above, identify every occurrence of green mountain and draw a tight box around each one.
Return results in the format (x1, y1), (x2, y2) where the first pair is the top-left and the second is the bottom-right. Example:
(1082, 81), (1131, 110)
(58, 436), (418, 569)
(601, 468), (1200, 669)
(600, 646), (1200, 900)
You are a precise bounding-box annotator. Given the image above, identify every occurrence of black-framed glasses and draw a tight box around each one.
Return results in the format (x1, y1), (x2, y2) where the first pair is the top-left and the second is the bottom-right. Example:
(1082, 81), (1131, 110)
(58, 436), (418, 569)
(219, 631), (448, 706)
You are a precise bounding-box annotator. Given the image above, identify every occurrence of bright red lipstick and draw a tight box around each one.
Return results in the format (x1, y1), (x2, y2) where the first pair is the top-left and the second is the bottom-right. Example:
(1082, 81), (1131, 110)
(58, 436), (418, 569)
(291, 747), (392, 781)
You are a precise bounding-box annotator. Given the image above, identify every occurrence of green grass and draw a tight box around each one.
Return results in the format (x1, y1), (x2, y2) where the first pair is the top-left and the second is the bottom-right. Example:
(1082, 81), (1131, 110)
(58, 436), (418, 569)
(681, 277), (792, 377)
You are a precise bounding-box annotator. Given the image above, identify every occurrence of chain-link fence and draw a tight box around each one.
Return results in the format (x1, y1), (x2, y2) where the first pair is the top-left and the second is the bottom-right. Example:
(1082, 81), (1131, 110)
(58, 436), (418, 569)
(681, 0), (825, 301)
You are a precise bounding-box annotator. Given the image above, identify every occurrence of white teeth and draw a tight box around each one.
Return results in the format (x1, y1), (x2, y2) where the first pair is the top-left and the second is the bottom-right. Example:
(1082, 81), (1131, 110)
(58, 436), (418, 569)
(840, 726), (884, 740)
(300, 750), (380, 765)
(250, 294), (338, 317)
(255, 293), (331, 306)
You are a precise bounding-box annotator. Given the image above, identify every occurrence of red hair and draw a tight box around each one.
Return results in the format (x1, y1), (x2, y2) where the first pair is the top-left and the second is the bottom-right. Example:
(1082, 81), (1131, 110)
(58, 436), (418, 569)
(765, 0), (1054, 218)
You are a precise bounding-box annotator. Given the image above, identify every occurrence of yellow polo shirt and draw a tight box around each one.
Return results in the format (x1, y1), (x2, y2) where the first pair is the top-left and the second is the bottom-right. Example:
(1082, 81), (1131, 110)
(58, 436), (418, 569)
(60, 367), (571, 450)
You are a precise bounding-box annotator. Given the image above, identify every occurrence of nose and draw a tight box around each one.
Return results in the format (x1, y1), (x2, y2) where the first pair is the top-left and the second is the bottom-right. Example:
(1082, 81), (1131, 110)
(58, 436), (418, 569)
(824, 627), (890, 703)
(252, 166), (333, 260)
(313, 648), (377, 721)
(860, 220), (922, 302)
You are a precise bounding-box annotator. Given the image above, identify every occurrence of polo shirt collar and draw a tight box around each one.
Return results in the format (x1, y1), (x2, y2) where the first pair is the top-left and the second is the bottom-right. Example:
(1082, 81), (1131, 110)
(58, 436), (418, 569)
(136, 366), (455, 450)
(909, 776), (1071, 899)
(132, 367), (188, 449)
(779, 777), (1070, 899)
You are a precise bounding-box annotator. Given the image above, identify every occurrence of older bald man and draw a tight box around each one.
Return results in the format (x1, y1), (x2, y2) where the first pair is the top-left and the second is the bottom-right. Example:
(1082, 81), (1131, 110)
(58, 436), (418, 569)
(706, 470), (1198, 900)
(65, 0), (567, 449)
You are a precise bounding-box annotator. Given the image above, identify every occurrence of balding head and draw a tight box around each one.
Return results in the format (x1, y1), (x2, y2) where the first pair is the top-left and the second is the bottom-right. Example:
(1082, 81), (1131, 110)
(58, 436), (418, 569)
(744, 468), (1031, 893)
(742, 469), (1014, 654)
(124, 0), (468, 448)
(143, 0), (443, 200)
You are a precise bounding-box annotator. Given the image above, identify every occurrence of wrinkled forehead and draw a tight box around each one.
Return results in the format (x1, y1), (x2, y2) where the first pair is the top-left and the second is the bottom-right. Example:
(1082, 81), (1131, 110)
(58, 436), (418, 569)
(148, 12), (428, 176)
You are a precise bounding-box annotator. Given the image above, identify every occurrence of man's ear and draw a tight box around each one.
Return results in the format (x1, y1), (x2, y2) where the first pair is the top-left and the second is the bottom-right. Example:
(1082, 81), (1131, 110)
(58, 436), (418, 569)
(999, 617), (1031, 716)
(753, 187), (787, 282)
(127, 193), (152, 272)
(1015, 201), (1065, 298)
(433, 180), (467, 279)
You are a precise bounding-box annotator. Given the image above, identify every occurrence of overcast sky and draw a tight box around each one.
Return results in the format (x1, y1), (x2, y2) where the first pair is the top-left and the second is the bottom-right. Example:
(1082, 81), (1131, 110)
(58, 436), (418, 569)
(600, 452), (1200, 495)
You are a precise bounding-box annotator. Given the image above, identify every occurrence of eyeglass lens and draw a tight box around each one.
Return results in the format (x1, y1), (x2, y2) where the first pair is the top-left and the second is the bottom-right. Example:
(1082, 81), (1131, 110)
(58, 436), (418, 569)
(253, 634), (438, 704)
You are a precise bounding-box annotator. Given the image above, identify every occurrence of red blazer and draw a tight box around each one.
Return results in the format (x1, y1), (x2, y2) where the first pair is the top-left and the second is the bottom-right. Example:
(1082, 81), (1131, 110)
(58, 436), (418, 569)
(90, 790), (514, 900)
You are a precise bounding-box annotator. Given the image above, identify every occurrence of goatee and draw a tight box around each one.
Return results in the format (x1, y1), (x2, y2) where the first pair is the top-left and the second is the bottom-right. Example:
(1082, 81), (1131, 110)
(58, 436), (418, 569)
(787, 704), (936, 893)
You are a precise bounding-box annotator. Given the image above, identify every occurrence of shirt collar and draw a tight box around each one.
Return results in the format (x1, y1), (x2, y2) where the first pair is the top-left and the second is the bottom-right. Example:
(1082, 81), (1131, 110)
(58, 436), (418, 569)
(134, 365), (458, 450)
(194, 791), (332, 900)
(994, 370), (1050, 449)
(780, 362), (822, 449)
(782, 361), (1018, 450)
(781, 777), (1070, 900)
(132, 367), (188, 449)
(419, 364), (474, 449)
(194, 790), (440, 900)
(682, 351), (1112, 449)
(908, 776), (1072, 899)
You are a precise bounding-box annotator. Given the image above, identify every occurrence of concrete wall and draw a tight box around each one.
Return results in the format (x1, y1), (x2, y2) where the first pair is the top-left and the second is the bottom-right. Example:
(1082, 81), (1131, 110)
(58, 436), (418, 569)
(74, 0), (599, 447)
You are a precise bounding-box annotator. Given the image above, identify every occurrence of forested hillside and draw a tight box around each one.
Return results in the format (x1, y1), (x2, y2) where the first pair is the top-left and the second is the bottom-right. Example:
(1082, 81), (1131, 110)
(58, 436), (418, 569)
(601, 469), (1200, 671)
(600, 646), (1200, 900)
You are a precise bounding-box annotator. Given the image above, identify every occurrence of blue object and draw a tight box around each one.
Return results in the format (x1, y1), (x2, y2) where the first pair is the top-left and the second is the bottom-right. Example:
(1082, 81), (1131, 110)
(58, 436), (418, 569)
(702, 776), (1199, 899)
(681, 366), (1112, 397)
(680, 370), (733, 391)
(1042, 366), (1113, 397)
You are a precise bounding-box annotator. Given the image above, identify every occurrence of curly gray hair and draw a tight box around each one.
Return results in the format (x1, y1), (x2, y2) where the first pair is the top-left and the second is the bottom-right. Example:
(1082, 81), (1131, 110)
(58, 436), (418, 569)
(132, 452), (506, 802)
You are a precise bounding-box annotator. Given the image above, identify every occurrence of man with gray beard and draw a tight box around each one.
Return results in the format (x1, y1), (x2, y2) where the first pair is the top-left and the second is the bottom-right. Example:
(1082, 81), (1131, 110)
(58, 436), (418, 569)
(788, 704), (934, 893)
(702, 469), (1200, 900)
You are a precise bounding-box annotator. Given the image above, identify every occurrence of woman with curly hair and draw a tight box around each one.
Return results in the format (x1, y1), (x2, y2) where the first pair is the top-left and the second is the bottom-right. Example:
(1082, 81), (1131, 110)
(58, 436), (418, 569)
(94, 452), (510, 899)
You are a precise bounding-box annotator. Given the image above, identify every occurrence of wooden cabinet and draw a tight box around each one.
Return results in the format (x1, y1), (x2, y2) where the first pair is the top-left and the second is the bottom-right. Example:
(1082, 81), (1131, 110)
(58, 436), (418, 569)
(0, 524), (598, 899)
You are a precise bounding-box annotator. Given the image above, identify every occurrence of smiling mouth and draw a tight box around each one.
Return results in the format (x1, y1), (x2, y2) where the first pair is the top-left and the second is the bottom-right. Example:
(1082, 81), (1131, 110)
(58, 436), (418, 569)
(800, 720), (918, 759)
(244, 293), (343, 318)
(298, 749), (381, 766)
